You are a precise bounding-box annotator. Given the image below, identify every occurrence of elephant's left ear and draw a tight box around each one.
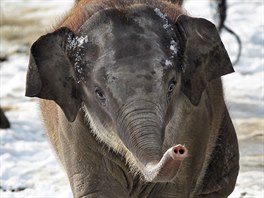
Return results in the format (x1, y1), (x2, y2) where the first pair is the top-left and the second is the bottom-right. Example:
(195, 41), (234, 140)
(175, 15), (234, 106)
(25, 27), (82, 122)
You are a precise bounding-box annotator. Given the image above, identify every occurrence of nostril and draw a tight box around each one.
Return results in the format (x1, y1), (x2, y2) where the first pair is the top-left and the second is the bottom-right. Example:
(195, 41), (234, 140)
(173, 147), (185, 155)
(179, 149), (184, 155)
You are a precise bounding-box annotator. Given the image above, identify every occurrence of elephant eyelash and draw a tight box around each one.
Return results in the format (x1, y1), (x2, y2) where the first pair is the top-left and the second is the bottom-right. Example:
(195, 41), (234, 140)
(168, 79), (176, 94)
(95, 87), (106, 103)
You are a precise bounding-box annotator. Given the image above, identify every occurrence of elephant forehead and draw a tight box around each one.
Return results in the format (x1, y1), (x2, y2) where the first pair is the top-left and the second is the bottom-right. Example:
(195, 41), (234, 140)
(78, 5), (177, 66)
(96, 21), (169, 77)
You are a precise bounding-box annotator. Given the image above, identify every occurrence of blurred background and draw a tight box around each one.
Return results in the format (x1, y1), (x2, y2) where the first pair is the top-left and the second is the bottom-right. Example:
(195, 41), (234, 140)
(0, 0), (263, 197)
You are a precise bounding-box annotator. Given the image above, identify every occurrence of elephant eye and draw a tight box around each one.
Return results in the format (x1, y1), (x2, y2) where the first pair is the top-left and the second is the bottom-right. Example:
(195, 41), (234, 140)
(95, 87), (106, 103)
(168, 80), (176, 94)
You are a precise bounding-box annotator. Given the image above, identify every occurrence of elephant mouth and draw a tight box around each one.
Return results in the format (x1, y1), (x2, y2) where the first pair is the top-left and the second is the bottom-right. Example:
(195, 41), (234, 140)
(138, 144), (188, 182)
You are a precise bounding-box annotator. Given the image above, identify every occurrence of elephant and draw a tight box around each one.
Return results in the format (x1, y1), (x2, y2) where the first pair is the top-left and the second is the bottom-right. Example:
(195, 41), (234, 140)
(25, 0), (239, 197)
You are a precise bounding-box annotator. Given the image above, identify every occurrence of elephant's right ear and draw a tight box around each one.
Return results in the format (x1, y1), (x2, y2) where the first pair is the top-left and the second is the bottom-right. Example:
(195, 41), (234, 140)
(25, 27), (82, 122)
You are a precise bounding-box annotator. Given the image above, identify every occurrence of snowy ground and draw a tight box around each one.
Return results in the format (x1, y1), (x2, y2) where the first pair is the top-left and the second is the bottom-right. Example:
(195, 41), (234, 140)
(0, 0), (263, 197)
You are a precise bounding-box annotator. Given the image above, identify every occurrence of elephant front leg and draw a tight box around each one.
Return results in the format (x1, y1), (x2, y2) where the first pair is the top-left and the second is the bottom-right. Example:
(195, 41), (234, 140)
(64, 150), (131, 198)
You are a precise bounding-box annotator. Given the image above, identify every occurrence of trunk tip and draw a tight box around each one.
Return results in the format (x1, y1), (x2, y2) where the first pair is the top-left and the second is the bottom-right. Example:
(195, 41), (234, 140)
(172, 144), (188, 160)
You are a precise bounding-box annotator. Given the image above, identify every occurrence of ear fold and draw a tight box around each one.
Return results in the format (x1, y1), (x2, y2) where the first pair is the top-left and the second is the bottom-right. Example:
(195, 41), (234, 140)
(175, 15), (234, 105)
(25, 27), (82, 122)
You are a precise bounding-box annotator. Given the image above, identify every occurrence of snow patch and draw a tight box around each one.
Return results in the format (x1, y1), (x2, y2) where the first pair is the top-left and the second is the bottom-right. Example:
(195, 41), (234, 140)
(68, 35), (88, 49)
(154, 8), (167, 20)
(165, 60), (172, 67)
(67, 35), (88, 82)
(170, 40), (178, 55)
(154, 8), (178, 69)
(164, 40), (179, 69)
(154, 8), (172, 30)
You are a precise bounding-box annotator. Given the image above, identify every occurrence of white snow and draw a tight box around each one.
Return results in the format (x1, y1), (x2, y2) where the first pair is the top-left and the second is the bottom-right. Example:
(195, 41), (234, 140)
(0, 0), (263, 197)
(67, 35), (89, 80)
(154, 8), (167, 20)
(165, 59), (173, 67)
(68, 35), (89, 49)
(0, 55), (72, 198)
(154, 7), (172, 30)
(170, 39), (178, 55)
(154, 8), (179, 69)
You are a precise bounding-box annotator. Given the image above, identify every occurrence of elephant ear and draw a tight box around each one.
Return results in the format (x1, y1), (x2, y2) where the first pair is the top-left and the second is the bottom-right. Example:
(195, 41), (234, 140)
(25, 27), (82, 122)
(175, 15), (234, 105)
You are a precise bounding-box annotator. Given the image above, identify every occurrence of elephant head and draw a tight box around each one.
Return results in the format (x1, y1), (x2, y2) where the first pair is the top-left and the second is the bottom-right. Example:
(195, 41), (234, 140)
(25, 6), (233, 182)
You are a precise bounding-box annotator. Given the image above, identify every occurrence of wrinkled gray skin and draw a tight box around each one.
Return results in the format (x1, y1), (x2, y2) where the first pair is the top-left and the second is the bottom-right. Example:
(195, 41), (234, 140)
(25, 5), (239, 198)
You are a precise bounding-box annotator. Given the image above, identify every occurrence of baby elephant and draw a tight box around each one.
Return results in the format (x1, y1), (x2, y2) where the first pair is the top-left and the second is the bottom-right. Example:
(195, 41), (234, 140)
(25, 0), (239, 197)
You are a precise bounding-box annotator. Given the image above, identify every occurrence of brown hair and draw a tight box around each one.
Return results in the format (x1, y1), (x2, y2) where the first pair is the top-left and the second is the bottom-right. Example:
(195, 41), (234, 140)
(59, 0), (184, 32)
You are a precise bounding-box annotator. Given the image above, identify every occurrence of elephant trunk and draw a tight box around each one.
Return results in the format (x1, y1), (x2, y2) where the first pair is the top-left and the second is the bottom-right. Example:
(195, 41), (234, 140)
(142, 144), (187, 182)
(117, 100), (188, 182)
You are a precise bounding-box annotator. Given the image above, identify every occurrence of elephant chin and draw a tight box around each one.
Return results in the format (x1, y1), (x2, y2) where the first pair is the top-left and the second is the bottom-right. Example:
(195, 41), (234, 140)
(138, 145), (188, 182)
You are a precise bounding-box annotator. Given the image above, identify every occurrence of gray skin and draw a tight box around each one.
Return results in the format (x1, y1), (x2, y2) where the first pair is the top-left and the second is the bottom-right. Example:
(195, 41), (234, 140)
(25, 5), (239, 198)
